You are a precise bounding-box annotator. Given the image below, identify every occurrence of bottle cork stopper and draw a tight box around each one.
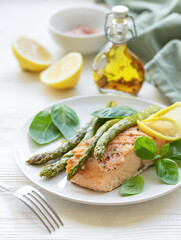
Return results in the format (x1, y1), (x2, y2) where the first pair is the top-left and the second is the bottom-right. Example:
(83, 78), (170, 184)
(112, 5), (129, 19)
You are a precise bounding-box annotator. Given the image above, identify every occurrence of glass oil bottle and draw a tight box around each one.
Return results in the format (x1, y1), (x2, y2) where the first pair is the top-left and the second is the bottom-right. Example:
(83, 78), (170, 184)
(93, 5), (145, 96)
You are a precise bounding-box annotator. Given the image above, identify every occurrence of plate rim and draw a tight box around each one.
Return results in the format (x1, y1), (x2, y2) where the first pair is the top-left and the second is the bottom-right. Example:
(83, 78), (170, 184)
(14, 94), (179, 206)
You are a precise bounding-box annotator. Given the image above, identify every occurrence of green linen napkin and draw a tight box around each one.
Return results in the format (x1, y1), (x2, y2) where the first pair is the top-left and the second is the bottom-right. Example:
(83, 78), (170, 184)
(95, 0), (181, 103)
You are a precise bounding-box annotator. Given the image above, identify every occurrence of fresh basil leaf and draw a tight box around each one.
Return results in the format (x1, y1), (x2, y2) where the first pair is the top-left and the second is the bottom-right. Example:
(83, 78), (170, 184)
(91, 106), (137, 119)
(159, 143), (170, 158)
(134, 136), (158, 160)
(120, 175), (144, 196)
(51, 104), (80, 139)
(29, 111), (61, 144)
(155, 158), (178, 185)
(152, 154), (161, 160)
(166, 139), (181, 161)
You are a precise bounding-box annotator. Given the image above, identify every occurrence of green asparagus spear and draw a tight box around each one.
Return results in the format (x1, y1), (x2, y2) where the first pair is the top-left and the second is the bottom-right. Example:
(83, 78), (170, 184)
(39, 151), (74, 178)
(94, 104), (160, 161)
(39, 101), (117, 177)
(39, 118), (101, 177)
(26, 118), (95, 165)
(67, 118), (120, 181)
(39, 121), (100, 178)
(39, 118), (103, 177)
(27, 101), (117, 165)
(39, 114), (105, 177)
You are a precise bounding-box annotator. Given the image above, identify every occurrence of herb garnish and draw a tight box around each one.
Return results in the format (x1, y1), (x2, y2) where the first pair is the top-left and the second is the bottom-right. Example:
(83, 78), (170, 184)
(155, 158), (178, 185)
(120, 175), (144, 196)
(29, 111), (61, 145)
(165, 139), (181, 160)
(159, 143), (170, 158)
(120, 137), (181, 197)
(51, 103), (80, 139)
(91, 106), (137, 119)
(29, 104), (80, 144)
(134, 136), (158, 160)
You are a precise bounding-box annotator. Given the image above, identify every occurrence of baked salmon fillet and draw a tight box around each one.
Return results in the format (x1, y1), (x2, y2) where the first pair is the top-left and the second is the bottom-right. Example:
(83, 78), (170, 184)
(66, 126), (167, 192)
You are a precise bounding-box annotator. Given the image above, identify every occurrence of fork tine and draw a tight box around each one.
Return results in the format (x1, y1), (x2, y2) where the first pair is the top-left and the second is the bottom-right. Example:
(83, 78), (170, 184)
(32, 190), (64, 226)
(15, 194), (51, 233)
(29, 192), (59, 228)
(24, 195), (55, 232)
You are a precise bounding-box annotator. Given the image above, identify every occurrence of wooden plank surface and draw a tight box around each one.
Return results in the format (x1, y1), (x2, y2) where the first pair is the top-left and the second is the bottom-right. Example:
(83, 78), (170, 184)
(0, 0), (177, 239)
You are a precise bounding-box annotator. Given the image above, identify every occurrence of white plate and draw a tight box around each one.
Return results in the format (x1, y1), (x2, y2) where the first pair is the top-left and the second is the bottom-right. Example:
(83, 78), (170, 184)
(14, 95), (180, 206)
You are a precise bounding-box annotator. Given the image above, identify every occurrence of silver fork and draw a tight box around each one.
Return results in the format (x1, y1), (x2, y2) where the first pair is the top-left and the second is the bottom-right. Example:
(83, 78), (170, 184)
(0, 182), (63, 233)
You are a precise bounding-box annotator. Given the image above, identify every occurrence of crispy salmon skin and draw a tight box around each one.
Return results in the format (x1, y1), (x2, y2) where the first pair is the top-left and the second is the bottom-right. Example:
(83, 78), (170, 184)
(66, 126), (166, 192)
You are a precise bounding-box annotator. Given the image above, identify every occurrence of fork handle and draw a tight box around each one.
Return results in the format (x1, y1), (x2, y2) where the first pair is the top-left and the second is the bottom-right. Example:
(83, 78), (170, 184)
(0, 181), (10, 191)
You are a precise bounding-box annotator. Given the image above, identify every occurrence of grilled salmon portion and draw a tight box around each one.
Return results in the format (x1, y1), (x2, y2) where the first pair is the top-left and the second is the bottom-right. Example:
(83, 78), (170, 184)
(66, 126), (167, 192)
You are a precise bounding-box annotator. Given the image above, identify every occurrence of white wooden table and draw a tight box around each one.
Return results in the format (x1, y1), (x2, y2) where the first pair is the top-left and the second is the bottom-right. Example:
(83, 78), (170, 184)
(1, 0), (180, 239)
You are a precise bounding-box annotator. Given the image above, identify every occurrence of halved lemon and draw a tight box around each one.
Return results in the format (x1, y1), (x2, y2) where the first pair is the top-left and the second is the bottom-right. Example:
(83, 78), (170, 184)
(40, 52), (83, 89)
(137, 117), (181, 141)
(12, 36), (51, 72)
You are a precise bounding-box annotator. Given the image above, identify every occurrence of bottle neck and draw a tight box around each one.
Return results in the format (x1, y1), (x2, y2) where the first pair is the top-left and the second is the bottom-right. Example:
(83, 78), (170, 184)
(110, 17), (128, 44)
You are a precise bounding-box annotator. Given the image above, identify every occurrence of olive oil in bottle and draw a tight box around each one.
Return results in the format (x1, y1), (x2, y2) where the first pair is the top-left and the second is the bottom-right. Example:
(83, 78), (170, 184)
(93, 5), (145, 96)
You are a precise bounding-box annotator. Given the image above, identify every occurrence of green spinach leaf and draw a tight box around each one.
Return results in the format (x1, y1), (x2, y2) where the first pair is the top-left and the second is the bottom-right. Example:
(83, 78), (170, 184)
(134, 136), (158, 160)
(51, 104), (80, 139)
(166, 139), (181, 161)
(155, 158), (178, 185)
(29, 111), (61, 144)
(120, 175), (144, 196)
(91, 106), (137, 119)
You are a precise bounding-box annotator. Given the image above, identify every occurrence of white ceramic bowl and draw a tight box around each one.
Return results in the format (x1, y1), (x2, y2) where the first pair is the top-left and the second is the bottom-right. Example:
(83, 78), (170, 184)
(48, 5), (109, 55)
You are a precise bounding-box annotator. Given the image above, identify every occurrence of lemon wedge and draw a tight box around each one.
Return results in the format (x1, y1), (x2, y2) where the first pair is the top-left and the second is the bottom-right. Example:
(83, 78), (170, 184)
(137, 117), (181, 141)
(151, 102), (181, 131)
(12, 36), (51, 72)
(40, 52), (83, 89)
(138, 102), (181, 140)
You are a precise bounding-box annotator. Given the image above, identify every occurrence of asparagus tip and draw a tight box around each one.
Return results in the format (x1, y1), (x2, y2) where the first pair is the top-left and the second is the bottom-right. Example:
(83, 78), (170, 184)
(67, 174), (71, 181)
(39, 167), (52, 178)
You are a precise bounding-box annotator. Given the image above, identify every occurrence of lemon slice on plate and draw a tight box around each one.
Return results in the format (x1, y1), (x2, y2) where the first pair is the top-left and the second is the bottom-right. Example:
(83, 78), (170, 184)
(12, 36), (51, 72)
(138, 102), (181, 140)
(151, 102), (181, 130)
(40, 52), (83, 89)
(137, 117), (180, 141)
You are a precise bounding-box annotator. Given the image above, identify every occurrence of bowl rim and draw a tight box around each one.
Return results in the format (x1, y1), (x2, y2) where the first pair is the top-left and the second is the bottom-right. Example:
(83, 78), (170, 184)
(48, 5), (109, 39)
